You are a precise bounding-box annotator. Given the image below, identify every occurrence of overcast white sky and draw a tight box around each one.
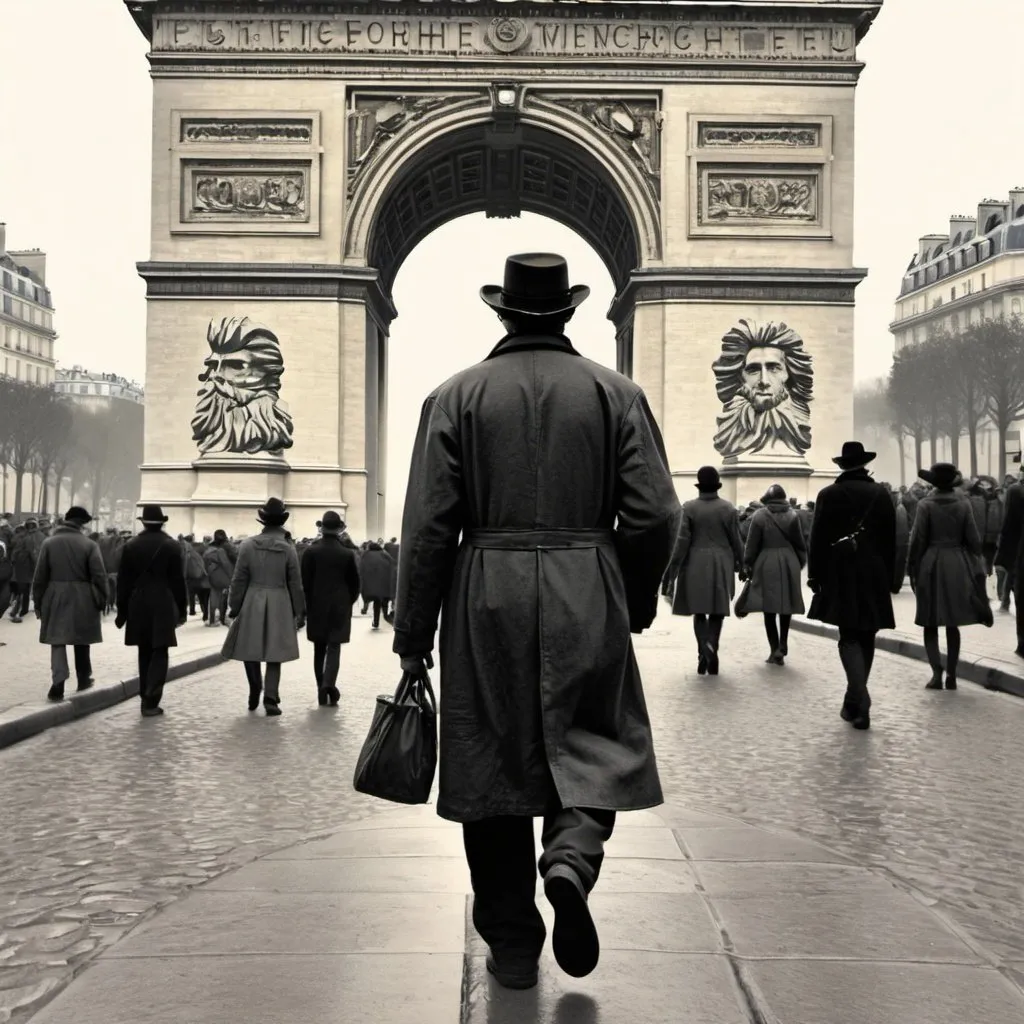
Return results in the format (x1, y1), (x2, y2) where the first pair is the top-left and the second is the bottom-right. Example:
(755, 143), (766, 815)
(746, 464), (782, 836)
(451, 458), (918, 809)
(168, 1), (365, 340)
(1, 1), (1021, 533)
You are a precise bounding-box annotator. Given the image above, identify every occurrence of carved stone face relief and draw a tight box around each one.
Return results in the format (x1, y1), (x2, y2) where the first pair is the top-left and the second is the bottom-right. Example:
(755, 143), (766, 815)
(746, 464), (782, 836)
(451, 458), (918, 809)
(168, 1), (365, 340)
(711, 320), (813, 459)
(192, 317), (295, 457)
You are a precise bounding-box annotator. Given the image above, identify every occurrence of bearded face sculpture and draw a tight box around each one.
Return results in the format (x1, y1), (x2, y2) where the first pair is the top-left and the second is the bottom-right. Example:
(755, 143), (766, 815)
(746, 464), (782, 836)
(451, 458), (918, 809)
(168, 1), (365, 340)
(711, 320), (813, 459)
(191, 317), (295, 457)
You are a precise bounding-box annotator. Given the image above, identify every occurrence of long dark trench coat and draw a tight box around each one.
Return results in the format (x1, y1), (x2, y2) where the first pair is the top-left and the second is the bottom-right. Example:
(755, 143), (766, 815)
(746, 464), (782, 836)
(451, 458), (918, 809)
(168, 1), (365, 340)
(116, 528), (188, 648)
(393, 333), (681, 823)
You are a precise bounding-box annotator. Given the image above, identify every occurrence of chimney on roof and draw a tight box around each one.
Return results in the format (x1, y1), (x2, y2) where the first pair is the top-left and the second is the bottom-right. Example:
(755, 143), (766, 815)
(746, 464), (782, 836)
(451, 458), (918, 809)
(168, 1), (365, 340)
(1010, 187), (1024, 220)
(978, 198), (1011, 234)
(918, 233), (947, 262)
(949, 215), (974, 246)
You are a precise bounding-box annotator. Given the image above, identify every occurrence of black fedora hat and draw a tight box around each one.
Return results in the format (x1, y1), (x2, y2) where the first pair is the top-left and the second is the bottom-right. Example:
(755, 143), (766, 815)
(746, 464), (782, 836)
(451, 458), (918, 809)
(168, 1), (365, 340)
(695, 466), (722, 492)
(833, 441), (876, 470)
(919, 462), (960, 490)
(137, 505), (168, 525)
(257, 497), (289, 525)
(480, 253), (590, 318)
(63, 505), (93, 525)
(321, 510), (344, 532)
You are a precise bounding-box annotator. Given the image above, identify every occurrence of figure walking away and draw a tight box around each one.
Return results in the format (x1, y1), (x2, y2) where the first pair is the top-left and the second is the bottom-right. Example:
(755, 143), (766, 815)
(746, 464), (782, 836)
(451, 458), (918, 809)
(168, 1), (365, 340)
(32, 506), (107, 702)
(807, 442), (897, 730)
(301, 510), (361, 706)
(908, 463), (991, 690)
(359, 540), (393, 629)
(666, 466), (743, 675)
(222, 498), (305, 716)
(392, 253), (681, 989)
(741, 483), (806, 665)
(115, 505), (188, 716)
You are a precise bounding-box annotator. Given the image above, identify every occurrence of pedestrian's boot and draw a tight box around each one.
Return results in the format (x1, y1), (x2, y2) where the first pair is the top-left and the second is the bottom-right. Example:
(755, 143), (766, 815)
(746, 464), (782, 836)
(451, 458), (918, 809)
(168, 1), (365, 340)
(925, 671), (944, 690)
(317, 686), (329, 706)
(485, 953), (539, 990)
(264, 698), (282, 717)
(544, 864), (599, 978)
(244, 663), (263, 711)
(766, 649), (785, 666)
(704, 641), (719, 676)
(326, 686), (340, 706)
(696, 647), (707, 675)
(46, 683), (65, 702)
(76, 677), (94, 692)
(141, 705), (164, 718)
(945, 674), (957, 690)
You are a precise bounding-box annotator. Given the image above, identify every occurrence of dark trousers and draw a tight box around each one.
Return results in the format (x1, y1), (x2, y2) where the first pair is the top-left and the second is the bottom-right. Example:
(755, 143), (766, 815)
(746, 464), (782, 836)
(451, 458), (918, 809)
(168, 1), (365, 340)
(138, 645), (169, 709)
(13, 585), (30, 617)
(462, 807), (615, 962)
(838, 628), (876, 718)
(187, 584), (209, 617)
(1015, 574), (1024, 649)
(693, 613), (724, 650)
(312, 641), (341, 691)
(371, 600), (384, 627)
(245, 661), (281, 703)
(50, 644), (92, 689)
(764, 613), (792, 654)
(207, 588), (226, 624)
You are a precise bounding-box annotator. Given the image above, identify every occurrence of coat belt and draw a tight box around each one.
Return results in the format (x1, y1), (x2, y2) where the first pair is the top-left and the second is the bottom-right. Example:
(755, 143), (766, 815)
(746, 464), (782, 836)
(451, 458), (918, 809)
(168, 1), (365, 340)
(463, 528), (615, 550)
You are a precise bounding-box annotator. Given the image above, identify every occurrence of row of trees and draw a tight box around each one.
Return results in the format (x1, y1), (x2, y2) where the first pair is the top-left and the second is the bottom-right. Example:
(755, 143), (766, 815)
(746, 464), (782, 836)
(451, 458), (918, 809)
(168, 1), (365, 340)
(0, 375), (143, 519)
(885, 316), (1024, 482)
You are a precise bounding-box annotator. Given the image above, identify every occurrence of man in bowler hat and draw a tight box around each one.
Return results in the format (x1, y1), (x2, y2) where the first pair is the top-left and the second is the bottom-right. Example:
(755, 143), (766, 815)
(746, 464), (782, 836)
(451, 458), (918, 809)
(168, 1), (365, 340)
(807, 441), (898, 729)
(116, 506), (188, 716)
(392, 253), (681, 988)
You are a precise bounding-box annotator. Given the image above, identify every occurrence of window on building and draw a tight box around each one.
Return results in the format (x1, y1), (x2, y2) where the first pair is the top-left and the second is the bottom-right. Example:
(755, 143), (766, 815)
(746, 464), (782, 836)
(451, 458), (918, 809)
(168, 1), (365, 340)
(1, 271), (10, 291)
(1012, 298), (1022, 317)
(79, 385), (88, 394)
(16, 279), (25, 296)
(982, 273), (987, 290)
(951, 286), (957, 301)
(952, 313), (960, 331)
(35, 366), (40, 384)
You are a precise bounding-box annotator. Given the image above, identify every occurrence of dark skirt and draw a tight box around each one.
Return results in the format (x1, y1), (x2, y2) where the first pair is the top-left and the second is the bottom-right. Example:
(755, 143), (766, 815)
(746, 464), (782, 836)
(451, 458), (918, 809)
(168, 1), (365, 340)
(672, 547), (736, 616)
(914, 546), (987, 627)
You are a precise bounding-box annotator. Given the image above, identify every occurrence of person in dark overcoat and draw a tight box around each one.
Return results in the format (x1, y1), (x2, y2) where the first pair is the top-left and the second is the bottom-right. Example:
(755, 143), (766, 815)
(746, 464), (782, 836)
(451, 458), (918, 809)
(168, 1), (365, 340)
(115, 505), (188, 715)
(741, 484), (806, 665)
(995, 469), (1024, 618)
(202, 529), (234, 626)
(893, 492), (910, 593)
(32, 507), (107, 701)
(392, 254), (681, 990)
(908, 463), (991, 690)
(300, 510), (361, 705)
(967, 477), (1002, 579)
(666, 466), (744, 676)
(383, 537), (400, 622)
(807, 441), (897, 730)
(222, 498), (305, 716)
(358, 541), (393, 629)
(10, 519), (44, 622)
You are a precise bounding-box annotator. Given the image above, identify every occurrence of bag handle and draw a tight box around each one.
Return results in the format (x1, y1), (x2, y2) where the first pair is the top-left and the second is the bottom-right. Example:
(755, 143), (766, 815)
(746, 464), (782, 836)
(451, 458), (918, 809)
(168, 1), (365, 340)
(833, 488), (882, 548)
(393, 670), (437, 716)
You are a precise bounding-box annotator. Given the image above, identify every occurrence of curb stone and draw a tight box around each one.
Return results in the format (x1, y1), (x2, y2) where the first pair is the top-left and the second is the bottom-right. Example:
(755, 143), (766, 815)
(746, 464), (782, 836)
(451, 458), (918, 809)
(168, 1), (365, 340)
(789, 619), (1024, 698)
(0, 651), (226, 750)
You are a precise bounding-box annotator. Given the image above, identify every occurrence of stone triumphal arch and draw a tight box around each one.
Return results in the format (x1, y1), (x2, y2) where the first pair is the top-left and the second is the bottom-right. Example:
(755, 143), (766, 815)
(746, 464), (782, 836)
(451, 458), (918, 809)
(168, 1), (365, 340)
(126, 0), (883, 538)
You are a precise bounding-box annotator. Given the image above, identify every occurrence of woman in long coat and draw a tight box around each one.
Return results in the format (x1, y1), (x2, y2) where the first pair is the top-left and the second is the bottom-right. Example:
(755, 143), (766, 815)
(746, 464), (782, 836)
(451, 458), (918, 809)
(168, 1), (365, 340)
(908, 463), (990, 690)
(358, 541), (393, 629)
(667, 466), (744, 675)
(222, 498), (305, 716)
(116, 505), (188, 716)
(300, 510), (361, 705)
(32, 507), (107, 701)
(741, 484), (806, 666)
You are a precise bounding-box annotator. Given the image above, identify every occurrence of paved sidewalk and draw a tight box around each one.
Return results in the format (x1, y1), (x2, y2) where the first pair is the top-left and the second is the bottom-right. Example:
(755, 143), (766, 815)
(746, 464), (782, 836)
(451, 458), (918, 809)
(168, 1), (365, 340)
(24, 801), (1024, 1024)
(0, 614), (225, 747)
(790, 583), (1024, 697)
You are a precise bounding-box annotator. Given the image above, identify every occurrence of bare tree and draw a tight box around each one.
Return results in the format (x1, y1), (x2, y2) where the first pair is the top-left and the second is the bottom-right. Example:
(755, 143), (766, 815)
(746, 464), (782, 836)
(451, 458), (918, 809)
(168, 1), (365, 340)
(888, 345), (931, 475)
(972, 316), (1024, 480)
(30, 397), (73, 515)
(1, 380), (58, 515)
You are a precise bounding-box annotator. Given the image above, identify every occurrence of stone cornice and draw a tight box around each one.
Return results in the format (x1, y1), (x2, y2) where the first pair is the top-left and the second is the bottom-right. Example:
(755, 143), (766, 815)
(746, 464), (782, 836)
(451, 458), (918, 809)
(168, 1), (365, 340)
(135, 261), (398, 326)
(608, 265), (868, 323)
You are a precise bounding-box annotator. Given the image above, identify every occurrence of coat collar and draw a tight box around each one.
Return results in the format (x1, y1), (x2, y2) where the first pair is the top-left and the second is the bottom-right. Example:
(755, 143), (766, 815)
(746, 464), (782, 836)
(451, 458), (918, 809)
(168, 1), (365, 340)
(485, 334), (580, 360)
(836, 467), (872, 483)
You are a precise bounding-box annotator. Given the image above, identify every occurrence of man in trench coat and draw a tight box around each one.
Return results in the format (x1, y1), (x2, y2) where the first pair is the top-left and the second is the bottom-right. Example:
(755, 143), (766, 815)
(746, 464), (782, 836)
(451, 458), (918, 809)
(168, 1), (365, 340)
(115, 505), (188, 716)
(392, 253), (681, 989)
(32, 506), (107, 701)
(807, 441), (898, 730)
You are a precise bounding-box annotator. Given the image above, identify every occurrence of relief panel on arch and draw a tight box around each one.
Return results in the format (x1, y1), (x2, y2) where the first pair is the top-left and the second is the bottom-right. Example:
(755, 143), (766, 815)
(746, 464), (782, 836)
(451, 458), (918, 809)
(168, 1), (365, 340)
(346, 90), (486, 197)
(527, 92), (662, 195)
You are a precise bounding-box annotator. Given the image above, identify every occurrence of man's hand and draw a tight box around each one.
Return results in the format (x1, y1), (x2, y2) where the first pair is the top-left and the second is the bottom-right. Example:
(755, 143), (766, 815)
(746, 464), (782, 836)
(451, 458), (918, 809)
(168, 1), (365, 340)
(400, 652), (434, 677)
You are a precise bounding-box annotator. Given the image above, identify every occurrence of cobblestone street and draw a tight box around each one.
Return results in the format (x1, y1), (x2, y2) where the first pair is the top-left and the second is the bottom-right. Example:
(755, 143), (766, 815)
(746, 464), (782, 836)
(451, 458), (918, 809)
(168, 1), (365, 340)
(2, 609), (1023, 1020)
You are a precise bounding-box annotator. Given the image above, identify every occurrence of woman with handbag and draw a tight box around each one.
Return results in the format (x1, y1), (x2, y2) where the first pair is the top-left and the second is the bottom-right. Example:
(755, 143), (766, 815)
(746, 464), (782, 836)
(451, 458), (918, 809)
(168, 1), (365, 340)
(740, 484), (807, 666)
(667, 466), (744, 675)
(222, 498), (305, 716)
(908, 463), (992, 691)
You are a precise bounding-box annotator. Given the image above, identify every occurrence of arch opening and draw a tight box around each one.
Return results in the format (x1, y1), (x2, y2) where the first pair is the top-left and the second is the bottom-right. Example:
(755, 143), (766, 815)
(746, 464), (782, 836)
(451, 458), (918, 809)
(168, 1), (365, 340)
(366, 122), (641, 300)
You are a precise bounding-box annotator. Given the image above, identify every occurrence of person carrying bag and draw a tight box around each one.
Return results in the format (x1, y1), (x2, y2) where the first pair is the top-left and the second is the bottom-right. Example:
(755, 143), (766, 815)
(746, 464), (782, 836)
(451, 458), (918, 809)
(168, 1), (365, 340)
(353, 654), (437, 805)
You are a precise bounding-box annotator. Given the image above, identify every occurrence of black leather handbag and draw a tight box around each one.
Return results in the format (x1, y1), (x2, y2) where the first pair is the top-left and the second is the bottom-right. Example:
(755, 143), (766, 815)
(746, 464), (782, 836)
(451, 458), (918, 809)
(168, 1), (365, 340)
(353, 670), (438, 805)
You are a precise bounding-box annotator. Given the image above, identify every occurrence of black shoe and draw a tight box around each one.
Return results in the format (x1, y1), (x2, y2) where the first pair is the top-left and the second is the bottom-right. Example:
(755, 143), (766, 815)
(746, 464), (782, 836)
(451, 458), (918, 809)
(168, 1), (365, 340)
(544, 864), (599, 979)
(264, 699), (282, 717)
(840, 706), (853, 722)
(925, 675), (944, 690)
(852, 714), (870, 730)
(46, 685), (65, 702)
(141, 706), (164, 717)
(945, 676), (957, 690)
(697, 650), (707, 675)
(1015, 646), (1024, 659)
(317, 688), (329, 706)
(76, 678), (94, 692)
(327, 686), (341, 706)
(485, 953), (539, 990)
(767, 650), (785, 666)
(248, 687), (262, 712)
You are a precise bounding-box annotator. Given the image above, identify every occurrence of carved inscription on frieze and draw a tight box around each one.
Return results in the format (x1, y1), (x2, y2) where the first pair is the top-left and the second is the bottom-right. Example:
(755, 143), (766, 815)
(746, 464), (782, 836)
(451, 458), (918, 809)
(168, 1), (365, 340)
(183, 164), (309, 222)
(698, 123), (821, 148)
(181, 118), (313, 144)
(153, 15), (857, 61)
(700, 171), (818, 224)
